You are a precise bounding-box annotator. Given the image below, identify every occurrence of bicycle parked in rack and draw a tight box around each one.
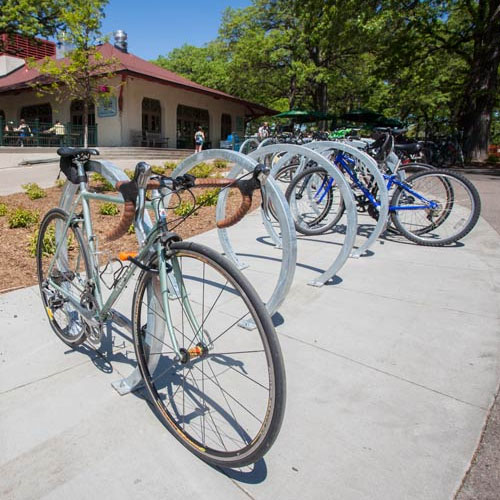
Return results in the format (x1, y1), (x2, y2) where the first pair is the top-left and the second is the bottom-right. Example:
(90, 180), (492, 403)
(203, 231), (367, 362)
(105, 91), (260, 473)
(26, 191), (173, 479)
(36, 147), (286, 468)
(284, 137), (481, 246)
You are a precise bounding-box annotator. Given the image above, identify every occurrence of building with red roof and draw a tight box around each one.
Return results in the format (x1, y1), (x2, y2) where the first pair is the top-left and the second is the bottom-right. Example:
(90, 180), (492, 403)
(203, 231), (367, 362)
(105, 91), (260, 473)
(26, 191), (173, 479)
(0, 33), (275, 148)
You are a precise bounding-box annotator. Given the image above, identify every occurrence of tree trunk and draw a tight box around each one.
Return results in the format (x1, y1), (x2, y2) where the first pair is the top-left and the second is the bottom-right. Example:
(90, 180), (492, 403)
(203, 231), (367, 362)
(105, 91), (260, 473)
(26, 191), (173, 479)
(315, 82), (328, 130)
(289, 73), (297, 110)
(458, 0), (500, 162)
(83, 100), (89, 148)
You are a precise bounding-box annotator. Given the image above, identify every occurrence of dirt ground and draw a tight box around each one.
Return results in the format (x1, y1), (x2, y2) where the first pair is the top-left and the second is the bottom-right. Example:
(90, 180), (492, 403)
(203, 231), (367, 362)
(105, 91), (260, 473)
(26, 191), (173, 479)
(0, 177), (259, 293)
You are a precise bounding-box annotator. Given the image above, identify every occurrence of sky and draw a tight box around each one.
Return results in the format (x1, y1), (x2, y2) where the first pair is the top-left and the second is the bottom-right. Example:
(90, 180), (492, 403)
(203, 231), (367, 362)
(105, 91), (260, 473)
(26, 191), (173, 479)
(101, 0), (252, 61)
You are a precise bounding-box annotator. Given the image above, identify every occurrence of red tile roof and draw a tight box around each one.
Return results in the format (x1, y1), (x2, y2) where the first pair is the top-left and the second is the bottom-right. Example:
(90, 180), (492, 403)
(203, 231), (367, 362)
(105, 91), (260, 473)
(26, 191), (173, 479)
(0, 43), (276, 117)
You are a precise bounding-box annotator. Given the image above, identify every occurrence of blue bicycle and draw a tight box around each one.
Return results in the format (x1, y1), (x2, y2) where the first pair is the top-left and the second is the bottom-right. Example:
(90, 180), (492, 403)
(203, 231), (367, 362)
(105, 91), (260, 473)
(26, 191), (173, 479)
(285, 151), (481, 246)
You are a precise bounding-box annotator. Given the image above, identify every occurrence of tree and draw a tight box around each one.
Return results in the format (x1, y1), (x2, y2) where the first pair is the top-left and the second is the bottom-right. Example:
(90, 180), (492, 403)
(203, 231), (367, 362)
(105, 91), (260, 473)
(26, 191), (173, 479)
(0, 0), (67, 49)
(30, 0), (116, 147)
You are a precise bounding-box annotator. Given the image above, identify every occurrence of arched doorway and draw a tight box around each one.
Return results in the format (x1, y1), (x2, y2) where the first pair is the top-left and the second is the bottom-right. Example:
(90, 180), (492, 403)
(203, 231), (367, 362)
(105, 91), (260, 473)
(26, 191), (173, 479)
(177, 104), (209, 148)
(221, 113), (232, 141)
(70, 100), (96, 126)
(142, 97), (161, 133)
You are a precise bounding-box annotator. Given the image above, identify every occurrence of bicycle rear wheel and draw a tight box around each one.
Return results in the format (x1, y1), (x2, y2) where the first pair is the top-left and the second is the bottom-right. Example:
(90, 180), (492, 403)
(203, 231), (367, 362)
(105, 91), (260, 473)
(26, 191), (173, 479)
(285, 166), (345, 235)
(37, 208), (92, 346)
(132, 241), (286, 468)
(391, 170), (481, 246)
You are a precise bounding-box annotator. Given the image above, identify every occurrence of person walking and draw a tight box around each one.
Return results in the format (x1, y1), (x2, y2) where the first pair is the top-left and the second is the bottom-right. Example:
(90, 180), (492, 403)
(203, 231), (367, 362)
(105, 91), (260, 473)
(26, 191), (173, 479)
(194, 126), (205, 153)
(16, 119), (31, 147)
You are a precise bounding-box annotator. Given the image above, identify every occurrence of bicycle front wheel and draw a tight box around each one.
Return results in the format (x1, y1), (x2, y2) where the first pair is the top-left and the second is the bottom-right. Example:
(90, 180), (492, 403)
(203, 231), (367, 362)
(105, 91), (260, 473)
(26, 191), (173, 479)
(391, 169), (481, 246)
(132, 241), (286, 468)
(285, 166), (345, 235)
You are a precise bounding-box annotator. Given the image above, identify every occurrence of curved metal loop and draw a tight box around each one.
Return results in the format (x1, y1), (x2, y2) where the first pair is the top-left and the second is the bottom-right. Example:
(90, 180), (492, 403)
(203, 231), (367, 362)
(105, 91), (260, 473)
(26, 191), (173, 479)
(239, 137), (260, 155)
(249, 144), (358, 286)
(305, 141), (389, 258)
(58, 159), (156, 395)
(257, 137), (277, 149)
(170, 149), (297, 317)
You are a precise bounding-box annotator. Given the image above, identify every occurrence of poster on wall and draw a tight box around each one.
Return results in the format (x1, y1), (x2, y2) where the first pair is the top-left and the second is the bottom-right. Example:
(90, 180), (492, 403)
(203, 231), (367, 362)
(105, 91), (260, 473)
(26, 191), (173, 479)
(98, 95), (117, 117)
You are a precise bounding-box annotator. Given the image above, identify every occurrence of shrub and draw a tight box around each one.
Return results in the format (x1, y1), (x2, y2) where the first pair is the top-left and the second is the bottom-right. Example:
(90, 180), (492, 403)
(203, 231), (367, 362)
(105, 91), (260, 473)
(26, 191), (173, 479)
(189, 162), (214, 178)
(28, 224), (53, 257)
(0, 203), (7, 216)
(28, 224), (74, 257)
(487, 154), (499, 163)
(91, 173), (115, 191)
(213, 158), (228, 169)
(164, 161), (177, 170)
(124, 169), (134, 180)
(99, 202), (119, 216)
(8, 207), (39, 228)
(22, 183), (47, 200)
(174, 200), (195, 217)
(196, 188), (220, 206)
(54, 178), (66, 188)
(127, 224), (135, 234)
(151, 165), (165, 175)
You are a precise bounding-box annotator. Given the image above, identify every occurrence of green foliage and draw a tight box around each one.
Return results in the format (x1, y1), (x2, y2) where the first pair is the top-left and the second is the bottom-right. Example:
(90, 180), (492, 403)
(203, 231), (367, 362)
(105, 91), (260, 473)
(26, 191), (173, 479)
(54, 178), (66, 188)
(164, 161), (178, 170)
(151, 165), (165, 175)
(487, 155), (499, 163)
(91, 173), (115, 191)
(213, 159), (228, 169)
(124, 169), (134, 180)
(28, 224), (53, 257)
(99, 202), (119, 216)
(173, 201), (195, 217)
(0, 203), (8, 216)
(196, 188), (220, 207)
(189, 162), (214, 178)
(8, 207), (39, 228)
(28, 0), (117, 148)
(22, 182), (47, 200)
(0, 0), (66, 42)
(127, 224), (135, 234)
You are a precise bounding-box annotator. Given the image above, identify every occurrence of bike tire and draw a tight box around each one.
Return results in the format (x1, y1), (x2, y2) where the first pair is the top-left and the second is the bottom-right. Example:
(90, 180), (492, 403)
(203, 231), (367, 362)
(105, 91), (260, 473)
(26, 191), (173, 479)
(285, 166), (345, 236)
(390, 169), (481, 246)
(132, 240), (286, 468)
(37, 208), (91, 346)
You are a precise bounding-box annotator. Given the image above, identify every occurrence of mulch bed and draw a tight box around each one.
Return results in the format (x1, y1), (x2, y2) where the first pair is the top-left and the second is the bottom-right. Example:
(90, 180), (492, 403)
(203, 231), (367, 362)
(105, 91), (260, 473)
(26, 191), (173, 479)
(0, 179), (260, 293)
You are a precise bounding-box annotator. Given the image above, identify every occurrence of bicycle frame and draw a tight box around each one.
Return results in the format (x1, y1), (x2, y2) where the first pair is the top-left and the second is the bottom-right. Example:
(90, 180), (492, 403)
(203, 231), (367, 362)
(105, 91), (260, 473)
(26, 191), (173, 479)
(331, 152), (439, 212)
(45, 161), (205, 360)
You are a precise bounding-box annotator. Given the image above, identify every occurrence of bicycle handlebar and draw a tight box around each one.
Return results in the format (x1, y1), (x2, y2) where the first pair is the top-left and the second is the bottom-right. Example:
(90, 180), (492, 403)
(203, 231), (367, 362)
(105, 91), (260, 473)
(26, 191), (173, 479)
(105, 169), (267, 242)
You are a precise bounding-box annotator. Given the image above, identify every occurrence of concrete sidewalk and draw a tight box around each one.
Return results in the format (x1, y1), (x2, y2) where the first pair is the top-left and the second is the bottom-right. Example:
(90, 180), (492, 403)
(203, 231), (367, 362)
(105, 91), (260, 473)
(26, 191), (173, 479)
(1, 210), (499, 499)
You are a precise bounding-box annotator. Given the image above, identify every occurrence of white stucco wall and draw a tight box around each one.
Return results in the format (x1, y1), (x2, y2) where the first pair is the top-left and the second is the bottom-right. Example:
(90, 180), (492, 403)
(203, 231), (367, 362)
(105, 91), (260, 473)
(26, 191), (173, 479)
(0, 75), (248, 147)
(121, 76), (247, 147)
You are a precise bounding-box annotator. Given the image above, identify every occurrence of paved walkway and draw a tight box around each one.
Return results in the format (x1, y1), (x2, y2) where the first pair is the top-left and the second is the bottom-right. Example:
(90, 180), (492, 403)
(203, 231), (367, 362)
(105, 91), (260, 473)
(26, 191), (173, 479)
(1, 199), (499, 499)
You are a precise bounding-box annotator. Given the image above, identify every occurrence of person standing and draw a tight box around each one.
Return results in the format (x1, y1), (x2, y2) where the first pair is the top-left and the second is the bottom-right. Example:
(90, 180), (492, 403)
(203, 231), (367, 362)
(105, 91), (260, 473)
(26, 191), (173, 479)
(258, 122), (270, 140)
(16, 119), (31, 147)
(194, 126), (205, 153)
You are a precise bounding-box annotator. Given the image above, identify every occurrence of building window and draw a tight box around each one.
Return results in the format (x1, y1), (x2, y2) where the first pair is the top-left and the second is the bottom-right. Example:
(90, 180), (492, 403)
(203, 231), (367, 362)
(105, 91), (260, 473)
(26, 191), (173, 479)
(70, 100), (96, 126)
(20, 103), (52, 125)
(177, 104), (209, 148)
(221, 113), (232, 141)
(142, 98), (161, 133)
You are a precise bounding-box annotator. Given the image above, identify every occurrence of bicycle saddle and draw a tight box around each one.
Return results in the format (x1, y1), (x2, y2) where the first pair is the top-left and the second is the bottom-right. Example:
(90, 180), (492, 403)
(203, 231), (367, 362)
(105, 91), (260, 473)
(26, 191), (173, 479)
(57, 147), (99, 158)
(394, 143), (421, 154)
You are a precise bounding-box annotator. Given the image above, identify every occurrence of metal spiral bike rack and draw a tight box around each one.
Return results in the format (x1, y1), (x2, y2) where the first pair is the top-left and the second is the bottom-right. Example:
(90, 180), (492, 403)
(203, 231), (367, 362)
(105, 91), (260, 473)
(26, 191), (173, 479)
(248, 143), (358, 286)
(305, 141), (389, 258)
(169, 149), (297, 320)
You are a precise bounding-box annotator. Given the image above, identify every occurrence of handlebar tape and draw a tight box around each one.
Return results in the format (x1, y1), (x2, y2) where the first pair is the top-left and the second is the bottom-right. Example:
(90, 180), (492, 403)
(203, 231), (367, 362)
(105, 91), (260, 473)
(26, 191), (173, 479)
(105, 176), (258, 241)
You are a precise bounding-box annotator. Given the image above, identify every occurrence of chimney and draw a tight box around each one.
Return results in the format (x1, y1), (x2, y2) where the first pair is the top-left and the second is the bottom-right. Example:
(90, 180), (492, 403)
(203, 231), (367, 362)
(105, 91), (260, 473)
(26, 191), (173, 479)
(113, 30), (128, 53)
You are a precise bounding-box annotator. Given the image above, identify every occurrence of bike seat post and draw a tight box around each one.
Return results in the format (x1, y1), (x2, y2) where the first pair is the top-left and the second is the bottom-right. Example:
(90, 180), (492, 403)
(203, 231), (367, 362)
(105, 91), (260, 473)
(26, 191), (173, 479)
(134, 162), (151, 246)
